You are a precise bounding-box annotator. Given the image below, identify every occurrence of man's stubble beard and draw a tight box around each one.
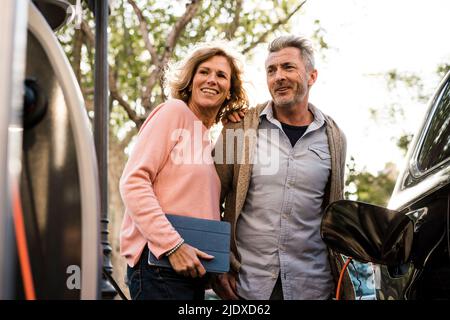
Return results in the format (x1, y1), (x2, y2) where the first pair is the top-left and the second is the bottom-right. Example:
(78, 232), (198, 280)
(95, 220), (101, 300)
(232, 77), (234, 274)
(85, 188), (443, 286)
(273, 83), (308, 109)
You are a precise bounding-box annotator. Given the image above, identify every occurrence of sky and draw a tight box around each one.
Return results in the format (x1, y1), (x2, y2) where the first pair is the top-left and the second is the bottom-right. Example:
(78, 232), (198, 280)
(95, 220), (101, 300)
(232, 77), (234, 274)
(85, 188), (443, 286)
(246, 0), (450, 174)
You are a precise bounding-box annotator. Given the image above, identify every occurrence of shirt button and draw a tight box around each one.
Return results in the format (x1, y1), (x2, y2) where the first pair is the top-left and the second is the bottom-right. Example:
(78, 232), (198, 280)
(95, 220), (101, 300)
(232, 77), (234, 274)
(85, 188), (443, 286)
(282, 214), (287, 219)
(272, 273), (278, 279)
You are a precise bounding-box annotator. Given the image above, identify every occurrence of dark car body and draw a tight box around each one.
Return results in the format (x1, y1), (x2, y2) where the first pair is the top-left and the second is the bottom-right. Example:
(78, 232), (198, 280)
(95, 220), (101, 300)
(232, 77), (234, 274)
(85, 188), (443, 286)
(322, 71), (450, 300)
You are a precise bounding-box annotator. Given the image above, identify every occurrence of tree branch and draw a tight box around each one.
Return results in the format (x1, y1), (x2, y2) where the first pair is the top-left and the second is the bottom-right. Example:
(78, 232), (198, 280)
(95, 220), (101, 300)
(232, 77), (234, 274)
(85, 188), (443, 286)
(161, 0), (202, 65)
(84, 98), (94, 113)
(109, 70), (143, 126)
(128, 0), (189, 111)
(81, 20), (143, 127)
(127, 0), (159, 64)
(116, 128), (137, 151)
(141, 68), (160, 110)
(72, 28), (83, 83)
(140, 0), (202, 111)
(82, 87), (94, 95)
(80, 20), (94, 46)
(226, 0), (242, 39)
(242, 0), (306, 54)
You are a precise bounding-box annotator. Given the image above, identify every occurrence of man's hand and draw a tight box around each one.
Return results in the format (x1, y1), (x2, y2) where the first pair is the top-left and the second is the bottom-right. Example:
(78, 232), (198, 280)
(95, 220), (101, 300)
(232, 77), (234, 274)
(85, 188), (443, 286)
(222, 109), (247, 125)
(167, 243), (214, 278)
(211, 272), (239, 300)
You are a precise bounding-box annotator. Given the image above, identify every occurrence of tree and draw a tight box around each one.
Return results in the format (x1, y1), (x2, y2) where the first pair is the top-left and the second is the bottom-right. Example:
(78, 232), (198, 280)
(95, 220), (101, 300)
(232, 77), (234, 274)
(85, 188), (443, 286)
(60, 0), (307, 129)
(369, 64), (450, 154)
(345, 157), (397, 206)
(57, 0), (309, 297)
(345, 62), (450, 206)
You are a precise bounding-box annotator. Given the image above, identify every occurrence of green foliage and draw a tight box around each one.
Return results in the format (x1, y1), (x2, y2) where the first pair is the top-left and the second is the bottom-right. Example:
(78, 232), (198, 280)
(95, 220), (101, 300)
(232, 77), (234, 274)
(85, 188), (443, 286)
(375, 65), (449, 154)
(436, 63), (450, 78)
(368, 69), (429, 131)
(384, 69), (428, 103)
(311, 19), (328, 50)
(396, 133), (413, 156)
(358, 63), (449, 207)
(345, 157), (397, 207)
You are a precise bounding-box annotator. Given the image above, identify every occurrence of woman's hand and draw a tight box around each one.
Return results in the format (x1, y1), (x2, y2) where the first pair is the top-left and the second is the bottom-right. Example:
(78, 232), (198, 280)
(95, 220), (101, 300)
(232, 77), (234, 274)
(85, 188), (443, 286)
(167, 243), (214, 278)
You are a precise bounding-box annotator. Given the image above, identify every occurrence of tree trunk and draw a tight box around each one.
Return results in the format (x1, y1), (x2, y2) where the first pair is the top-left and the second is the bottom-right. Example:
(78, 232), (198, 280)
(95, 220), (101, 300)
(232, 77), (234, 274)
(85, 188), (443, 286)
(108, 130), (133, 299)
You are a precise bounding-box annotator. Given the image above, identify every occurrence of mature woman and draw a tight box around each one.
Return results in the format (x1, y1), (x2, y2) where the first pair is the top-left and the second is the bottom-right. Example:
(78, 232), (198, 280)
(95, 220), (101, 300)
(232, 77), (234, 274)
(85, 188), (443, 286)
(119, 43), (248, 300)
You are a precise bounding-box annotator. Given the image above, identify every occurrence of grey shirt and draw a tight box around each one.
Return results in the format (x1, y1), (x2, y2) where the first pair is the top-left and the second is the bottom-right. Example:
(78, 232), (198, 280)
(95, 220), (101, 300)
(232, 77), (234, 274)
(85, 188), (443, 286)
(235, 102), (334, 300)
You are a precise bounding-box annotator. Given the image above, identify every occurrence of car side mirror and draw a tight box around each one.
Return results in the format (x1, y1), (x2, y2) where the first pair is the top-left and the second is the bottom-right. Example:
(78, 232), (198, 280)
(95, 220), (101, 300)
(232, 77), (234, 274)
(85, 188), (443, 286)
(321, 200), (414, 266)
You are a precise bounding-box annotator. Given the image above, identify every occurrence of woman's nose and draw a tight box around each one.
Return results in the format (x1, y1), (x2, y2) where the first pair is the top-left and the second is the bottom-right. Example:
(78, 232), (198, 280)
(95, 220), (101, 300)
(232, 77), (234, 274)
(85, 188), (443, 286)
(206, 73), (217, 84)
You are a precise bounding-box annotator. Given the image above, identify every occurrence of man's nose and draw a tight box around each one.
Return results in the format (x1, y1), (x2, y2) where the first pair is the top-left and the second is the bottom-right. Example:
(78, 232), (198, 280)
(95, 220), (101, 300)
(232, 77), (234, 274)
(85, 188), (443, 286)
(274, 69), (286, 81)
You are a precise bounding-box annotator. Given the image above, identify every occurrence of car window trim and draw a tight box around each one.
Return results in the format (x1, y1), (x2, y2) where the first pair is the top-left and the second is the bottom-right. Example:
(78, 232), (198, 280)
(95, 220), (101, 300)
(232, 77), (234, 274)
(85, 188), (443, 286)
(409, 73), (450, 180)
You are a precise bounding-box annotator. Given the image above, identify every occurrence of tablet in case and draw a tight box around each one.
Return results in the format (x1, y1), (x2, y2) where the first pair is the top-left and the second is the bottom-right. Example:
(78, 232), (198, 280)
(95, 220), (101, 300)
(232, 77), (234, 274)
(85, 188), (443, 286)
(148, 214), (231, 273)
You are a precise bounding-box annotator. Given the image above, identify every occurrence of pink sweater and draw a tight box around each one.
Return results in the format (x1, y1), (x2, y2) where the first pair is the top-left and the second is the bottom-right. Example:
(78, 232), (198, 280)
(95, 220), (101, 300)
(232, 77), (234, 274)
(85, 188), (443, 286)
(119, 99), (221, 267)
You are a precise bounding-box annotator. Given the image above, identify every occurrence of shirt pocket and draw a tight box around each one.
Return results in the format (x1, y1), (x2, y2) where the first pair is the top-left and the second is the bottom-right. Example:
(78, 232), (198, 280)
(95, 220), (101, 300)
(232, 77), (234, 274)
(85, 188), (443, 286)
(308, 144), (331, 160)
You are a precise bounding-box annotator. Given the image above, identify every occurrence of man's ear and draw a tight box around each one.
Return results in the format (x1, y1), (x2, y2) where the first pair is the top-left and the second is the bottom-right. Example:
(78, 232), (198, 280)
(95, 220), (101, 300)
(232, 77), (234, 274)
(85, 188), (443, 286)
(308, 69), (318, 86)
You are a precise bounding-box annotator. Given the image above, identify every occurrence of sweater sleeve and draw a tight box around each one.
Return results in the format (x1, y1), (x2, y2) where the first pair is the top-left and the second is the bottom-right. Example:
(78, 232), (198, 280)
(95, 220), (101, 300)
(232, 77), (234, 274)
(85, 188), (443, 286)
(119, 100), (188, 258)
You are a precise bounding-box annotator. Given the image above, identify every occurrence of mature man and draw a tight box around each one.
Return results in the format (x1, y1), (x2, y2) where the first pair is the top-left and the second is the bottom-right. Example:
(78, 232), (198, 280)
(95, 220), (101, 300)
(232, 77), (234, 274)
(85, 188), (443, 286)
(213, 35), (353, 300)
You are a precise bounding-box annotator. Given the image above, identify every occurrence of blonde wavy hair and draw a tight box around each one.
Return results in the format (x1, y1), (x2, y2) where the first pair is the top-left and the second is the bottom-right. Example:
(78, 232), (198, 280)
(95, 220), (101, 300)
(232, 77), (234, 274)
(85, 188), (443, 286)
(165, 42), (248, 123)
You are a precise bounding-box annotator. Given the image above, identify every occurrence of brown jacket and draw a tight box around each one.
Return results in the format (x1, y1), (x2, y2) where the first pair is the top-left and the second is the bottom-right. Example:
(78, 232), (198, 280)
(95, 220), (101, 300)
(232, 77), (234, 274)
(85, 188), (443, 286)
(214, 101), (355, 299)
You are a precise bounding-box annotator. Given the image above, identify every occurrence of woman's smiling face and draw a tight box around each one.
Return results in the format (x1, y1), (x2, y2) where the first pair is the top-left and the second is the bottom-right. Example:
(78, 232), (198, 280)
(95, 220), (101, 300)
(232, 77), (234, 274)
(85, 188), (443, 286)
(189, 55), (232, 112)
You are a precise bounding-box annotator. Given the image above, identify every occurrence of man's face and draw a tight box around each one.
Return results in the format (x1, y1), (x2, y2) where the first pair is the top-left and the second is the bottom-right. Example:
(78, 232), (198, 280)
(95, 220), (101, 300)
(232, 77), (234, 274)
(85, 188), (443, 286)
(265, 47), (317, 108)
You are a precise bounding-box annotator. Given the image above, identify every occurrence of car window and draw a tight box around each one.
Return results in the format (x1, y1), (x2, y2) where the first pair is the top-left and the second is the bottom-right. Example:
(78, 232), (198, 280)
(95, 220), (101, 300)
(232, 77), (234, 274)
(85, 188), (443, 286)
(416, 80), (450, 172)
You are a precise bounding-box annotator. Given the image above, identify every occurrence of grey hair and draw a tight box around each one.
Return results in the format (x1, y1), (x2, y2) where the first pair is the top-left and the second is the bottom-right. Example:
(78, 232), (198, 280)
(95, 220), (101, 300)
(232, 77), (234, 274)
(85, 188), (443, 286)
(268, 35), (315, 71)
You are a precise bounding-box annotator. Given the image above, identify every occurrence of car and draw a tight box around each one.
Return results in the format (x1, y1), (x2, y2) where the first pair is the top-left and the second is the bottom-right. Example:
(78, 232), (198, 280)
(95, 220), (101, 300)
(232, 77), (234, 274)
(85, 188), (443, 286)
(321, 70), (450, 300)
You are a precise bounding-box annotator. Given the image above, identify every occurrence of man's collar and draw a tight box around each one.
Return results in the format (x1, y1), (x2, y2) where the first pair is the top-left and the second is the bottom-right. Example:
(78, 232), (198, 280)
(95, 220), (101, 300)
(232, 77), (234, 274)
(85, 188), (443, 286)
(308, 103), (326, 126)
(259, 101), (274, 123)
(259, 101), (327, 126)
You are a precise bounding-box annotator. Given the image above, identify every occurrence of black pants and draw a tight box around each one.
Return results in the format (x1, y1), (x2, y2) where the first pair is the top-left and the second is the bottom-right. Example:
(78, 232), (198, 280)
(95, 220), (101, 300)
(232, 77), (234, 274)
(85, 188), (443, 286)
(126, 246), (208, 300)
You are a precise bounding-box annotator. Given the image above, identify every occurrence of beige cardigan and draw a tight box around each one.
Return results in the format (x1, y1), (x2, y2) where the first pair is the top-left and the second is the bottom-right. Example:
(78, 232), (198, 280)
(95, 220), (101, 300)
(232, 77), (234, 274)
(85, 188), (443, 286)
(214, 101), (355, 299)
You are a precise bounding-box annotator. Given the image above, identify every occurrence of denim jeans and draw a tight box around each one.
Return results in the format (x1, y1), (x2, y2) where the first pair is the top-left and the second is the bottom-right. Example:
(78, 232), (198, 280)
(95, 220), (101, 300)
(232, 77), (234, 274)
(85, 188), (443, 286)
(126, 246), (208, 300)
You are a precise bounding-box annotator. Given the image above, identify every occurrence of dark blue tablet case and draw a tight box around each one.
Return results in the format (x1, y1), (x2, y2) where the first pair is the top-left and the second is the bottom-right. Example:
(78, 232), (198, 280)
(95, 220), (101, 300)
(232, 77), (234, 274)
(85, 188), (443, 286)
(148, 214), (230, 273)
